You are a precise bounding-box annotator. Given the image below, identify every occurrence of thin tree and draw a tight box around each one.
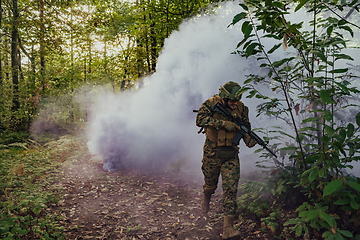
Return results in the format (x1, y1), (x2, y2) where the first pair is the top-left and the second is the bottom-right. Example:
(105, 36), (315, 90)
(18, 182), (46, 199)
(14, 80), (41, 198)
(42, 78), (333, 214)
(11, 0), (19, 112)
(0, 0), (3, 87)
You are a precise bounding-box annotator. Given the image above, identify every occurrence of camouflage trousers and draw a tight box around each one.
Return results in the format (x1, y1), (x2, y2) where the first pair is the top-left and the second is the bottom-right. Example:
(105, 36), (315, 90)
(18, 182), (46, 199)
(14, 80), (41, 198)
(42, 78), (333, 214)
(201, 139), (240, 216)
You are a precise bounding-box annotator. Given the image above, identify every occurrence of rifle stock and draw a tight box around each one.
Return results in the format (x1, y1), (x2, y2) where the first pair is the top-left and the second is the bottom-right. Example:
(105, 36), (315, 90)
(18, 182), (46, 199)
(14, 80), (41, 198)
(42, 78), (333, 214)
(211, 102), (277, 158)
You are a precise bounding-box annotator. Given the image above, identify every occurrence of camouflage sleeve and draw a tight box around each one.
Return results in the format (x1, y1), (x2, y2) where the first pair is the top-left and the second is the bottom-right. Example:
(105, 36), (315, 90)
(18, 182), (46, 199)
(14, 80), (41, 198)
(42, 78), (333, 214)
(196, 99), (224, 130)
(241, 103), (251, 130)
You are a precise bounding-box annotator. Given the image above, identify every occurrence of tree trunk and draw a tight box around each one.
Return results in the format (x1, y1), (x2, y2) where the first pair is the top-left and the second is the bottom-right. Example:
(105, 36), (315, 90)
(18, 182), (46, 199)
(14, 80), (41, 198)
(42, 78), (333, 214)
(84, 56), (86, 82)
(39, 0), (45, 89)
(11, 0), (19, 111)
(88, 40), (92, 74)
(135, 0), (144, 78)
(149, 12), (157, 72)
(31, 45), (36, 90)
(18, 51), (24, 82)
(5, 48), (9, 82)
(0, 0), (3, 87)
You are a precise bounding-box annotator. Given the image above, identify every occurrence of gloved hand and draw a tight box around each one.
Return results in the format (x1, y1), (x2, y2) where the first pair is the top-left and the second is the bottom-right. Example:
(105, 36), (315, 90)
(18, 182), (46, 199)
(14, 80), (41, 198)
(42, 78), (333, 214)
(244, 134), (257, 148)
(222, 121), (240, 132)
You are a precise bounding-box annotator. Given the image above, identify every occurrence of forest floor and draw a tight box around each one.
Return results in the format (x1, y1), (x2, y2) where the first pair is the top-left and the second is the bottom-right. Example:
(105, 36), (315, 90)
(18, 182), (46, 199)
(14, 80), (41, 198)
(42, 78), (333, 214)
(50, 149), (296, 240)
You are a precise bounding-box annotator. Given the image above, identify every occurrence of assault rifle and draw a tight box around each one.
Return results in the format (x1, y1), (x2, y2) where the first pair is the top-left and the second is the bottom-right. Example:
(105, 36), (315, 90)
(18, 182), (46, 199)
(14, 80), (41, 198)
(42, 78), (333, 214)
(211, 102), (278, 158)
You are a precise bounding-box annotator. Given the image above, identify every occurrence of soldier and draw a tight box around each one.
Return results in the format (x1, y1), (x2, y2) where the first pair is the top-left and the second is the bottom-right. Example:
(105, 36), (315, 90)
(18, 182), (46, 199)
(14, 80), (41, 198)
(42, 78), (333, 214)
(196, 81), (257, 239)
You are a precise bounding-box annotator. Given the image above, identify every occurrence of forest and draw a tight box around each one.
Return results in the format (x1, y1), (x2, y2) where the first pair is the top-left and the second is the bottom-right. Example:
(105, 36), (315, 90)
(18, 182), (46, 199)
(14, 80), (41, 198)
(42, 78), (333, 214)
(1, 0), (360, 239)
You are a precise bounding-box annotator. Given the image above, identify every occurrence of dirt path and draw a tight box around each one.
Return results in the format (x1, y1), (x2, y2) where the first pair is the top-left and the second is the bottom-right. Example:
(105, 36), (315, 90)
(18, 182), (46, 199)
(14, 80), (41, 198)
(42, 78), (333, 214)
(52, 154), (275, 240)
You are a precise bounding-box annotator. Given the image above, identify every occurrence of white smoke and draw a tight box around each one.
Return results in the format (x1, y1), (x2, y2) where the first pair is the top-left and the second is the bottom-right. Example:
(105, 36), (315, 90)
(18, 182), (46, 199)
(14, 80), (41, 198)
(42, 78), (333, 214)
(86, 2), (261, 174)
(86, 1), (360, 176)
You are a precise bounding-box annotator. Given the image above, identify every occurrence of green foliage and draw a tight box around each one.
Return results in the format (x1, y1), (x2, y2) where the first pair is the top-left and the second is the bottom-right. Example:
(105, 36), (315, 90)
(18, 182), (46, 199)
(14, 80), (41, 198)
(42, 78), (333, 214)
(0, 0), (220, 132)
(260, 208), (283, 234)
(0, 136), (81, 239)
(237, 180), (270, 217)
(0, 130), (30, 146)
(232, 0), (360, 238)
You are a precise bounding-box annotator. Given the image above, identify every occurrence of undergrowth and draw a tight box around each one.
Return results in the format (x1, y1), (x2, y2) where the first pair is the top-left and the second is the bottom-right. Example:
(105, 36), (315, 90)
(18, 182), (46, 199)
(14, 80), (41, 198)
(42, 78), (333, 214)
(0, 134), (84, 239)
(238, 169), (360, 240)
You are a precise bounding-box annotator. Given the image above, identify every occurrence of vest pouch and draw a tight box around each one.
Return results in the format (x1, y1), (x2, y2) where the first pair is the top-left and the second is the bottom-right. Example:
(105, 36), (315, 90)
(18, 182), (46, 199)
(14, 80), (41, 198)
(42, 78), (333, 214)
(225, 132), (237, 146)
(217, 146), (238, 159)
(217, 130), (226, 146)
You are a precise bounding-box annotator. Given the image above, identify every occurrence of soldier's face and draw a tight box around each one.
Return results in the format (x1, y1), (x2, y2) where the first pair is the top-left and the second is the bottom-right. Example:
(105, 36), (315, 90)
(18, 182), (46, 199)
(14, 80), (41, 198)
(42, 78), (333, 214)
(225, 100), (238, 110)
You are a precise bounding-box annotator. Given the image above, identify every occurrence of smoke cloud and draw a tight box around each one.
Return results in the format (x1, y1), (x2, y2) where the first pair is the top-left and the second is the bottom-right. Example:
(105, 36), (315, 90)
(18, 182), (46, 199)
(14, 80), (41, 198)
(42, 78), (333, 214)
(86, 2), (261, 173)
(86, 1), (360, 176)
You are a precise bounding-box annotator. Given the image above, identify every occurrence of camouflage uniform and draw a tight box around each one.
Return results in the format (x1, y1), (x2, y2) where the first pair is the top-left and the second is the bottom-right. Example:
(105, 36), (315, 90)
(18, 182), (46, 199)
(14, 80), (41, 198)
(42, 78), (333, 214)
(196, 95), (251, 215)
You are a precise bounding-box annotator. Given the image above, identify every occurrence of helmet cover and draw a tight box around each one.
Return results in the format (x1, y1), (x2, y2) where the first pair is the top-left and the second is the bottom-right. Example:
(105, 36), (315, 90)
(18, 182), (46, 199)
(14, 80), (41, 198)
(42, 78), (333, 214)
(219, 81), (242, 101)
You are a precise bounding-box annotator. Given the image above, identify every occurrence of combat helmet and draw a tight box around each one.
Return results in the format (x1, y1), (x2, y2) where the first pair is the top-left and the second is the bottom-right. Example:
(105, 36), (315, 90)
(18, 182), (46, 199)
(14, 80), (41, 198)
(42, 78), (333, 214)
(219, 81), (242, 101)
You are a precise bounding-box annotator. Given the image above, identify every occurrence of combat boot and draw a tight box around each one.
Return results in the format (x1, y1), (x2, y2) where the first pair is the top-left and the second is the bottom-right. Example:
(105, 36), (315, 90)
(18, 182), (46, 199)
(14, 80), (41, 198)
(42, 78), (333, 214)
(222, 215), (241, 239)
(201, 193), (211, 213)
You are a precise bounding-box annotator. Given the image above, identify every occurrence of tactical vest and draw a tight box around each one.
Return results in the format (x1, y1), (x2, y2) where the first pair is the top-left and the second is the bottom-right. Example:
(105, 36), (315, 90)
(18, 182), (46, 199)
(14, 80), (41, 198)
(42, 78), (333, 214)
(205, 95), (244, 147)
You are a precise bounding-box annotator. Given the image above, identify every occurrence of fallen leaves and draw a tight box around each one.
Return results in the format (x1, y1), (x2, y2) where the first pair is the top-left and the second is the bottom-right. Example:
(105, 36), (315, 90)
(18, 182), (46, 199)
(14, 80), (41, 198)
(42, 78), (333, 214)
(49, 143), (299, 240)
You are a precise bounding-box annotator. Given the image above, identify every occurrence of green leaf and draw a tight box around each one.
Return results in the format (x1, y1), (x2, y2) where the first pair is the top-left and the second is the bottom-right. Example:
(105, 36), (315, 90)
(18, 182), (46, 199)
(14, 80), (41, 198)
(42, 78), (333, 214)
(313, 50), (327, 62)
(356, 112), (360, 127)
(244, 78), (253, 84)
(348, 181), (360, 191)
(333, 81), (350, 94)
(320, 89), (332, 103)
(239, 3), (248, 11)
(304, 153), (320, 165)
(333, 141), (346, 156)
(321, 135), (331, 144)
(237, 38), (249, 49)
(241, 21), (250, 35)
(232, 12), (247, 25)
(329, 68), (348, 74)
(327, 26), (333, 36)
(323, 112), (333, 121)
(350, 198), (359, 210)
(302, 168), (313, 177)
(324, 125), (336, 137)
(338, 229), (353, 237)
(323, 179), (343, 197)
(295, 0), (309, 12)
(33, 208), (41, 215)
(319, 211), (334, 226)
(302, 117), (321, 124)
(307, 210), (319, 220)
(244, 24), (253, 39)
(299, 126), (320, 132)
(237, 87), (251, 96)
(309, 167), (319, 183)
(299, 210), (309, 218)
(295, 225), (303, 236)
(18, 229), (28, 235)
(245, 42), (258, 57)
(268, 43), (282, 54)
(334, 198), (351, 205)
(347, 123), (355, 137)
(262, 34), (281, 40)
(272, 1), (283, 8)
(272, 57), (294, 68)
(334, 54), (354, 61)
(339, 129), (346, 142)
(339, 25), (354, 37)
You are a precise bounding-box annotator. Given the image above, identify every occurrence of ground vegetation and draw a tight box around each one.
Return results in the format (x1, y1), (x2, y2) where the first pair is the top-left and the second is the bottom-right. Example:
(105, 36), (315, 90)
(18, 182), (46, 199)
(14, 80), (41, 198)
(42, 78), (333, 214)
(231, 0), (360, 239)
